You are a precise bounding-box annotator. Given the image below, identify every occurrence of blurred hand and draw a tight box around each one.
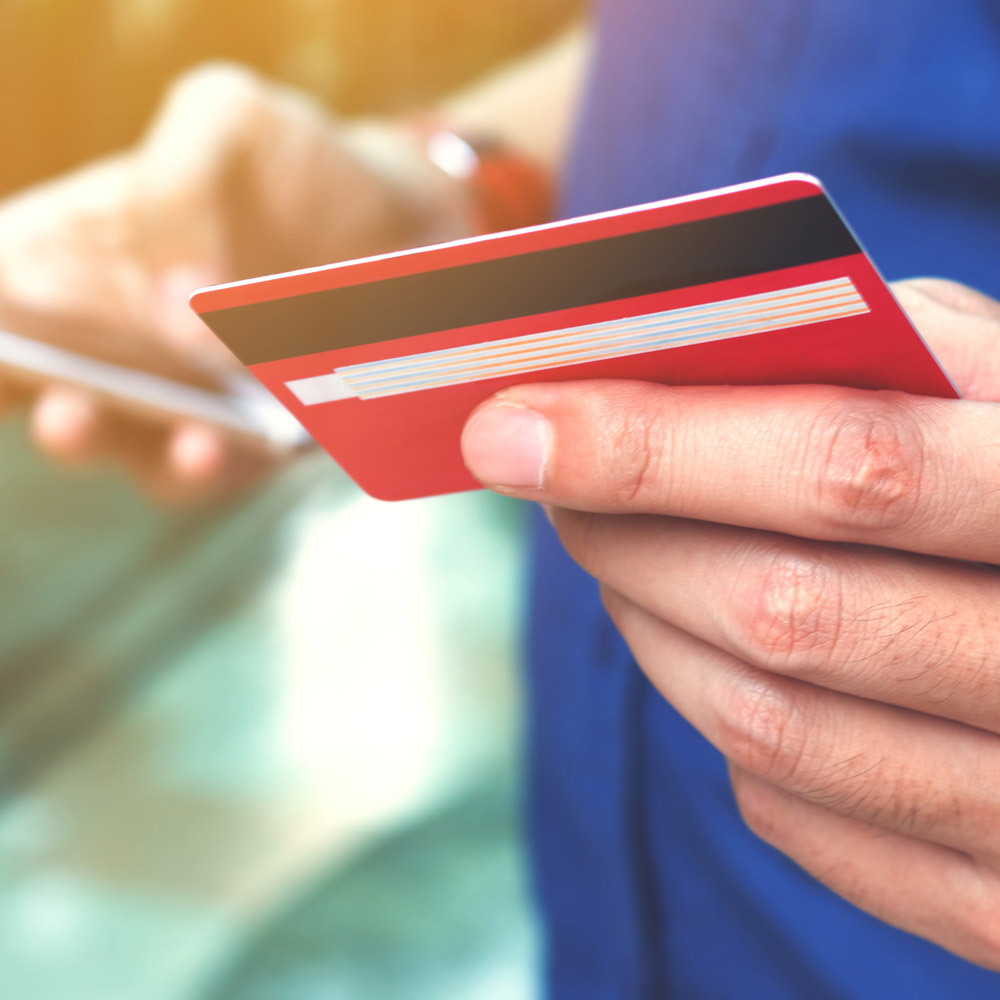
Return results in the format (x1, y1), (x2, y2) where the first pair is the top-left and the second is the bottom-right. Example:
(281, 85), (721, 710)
(461, 278), (1000, 969)
(0, 63), (473, 503)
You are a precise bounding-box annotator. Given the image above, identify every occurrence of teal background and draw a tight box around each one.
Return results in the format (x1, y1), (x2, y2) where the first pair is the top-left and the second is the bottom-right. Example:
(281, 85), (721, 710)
(0, 418), (536, 999)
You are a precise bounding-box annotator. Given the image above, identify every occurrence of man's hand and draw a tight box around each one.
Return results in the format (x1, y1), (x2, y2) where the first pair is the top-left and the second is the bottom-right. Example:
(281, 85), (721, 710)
(0, 63), (473, 503)
(461, 278), (1000, 969)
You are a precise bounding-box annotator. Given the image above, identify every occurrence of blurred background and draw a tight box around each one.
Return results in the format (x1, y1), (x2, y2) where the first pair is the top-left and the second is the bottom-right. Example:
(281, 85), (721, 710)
(0, 0), (581, 197)
(0, 2), (582, 998)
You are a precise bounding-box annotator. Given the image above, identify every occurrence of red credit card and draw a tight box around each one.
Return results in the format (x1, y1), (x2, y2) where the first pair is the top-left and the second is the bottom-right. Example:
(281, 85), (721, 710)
(191, 173), (956, 501)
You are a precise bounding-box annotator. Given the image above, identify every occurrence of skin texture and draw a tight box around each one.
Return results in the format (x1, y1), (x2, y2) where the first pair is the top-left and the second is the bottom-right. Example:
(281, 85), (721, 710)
(461, 278), (1000, 970)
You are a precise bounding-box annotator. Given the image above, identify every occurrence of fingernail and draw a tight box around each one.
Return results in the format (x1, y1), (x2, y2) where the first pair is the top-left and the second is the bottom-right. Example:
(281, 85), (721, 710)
(462, 403), (550, 489)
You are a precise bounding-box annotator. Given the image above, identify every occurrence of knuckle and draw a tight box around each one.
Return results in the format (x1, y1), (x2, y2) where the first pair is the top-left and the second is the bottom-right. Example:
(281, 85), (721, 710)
(164, 62), (265, 114)
(732, 545), (847, 673)
(715, 674), (809, 783)
(603, 400), (669, 506)
(813, 397), (928, 534)
(147, 63), (279, 193)
(157, 63), (272, 151)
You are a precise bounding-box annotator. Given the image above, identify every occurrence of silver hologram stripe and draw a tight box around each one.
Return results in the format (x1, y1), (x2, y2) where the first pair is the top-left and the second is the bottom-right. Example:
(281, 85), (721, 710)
(286, 277), (868, 404)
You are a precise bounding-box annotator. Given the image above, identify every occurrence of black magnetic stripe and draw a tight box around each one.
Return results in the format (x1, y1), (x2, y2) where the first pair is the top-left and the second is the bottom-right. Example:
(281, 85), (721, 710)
(206, 195), (860, 366)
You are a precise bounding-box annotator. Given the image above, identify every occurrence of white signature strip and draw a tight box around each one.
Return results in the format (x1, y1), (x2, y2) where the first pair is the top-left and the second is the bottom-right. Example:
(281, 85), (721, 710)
(286, 277), (867, 405)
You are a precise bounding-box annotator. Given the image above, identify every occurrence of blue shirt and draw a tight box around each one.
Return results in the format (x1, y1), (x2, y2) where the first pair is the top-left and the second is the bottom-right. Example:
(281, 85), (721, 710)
(526, 2), (1000, 997)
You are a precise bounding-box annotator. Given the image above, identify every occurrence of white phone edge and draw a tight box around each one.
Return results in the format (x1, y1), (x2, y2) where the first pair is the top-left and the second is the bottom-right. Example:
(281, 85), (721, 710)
(0, 328), (310, 449)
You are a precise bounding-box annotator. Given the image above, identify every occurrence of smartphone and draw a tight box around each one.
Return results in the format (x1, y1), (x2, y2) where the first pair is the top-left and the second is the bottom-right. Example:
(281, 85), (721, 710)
(0, 325), (309, 449)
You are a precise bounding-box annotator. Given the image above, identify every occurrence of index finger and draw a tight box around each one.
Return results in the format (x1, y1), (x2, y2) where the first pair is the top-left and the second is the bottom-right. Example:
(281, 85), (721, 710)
(460, 380), (1000, 563)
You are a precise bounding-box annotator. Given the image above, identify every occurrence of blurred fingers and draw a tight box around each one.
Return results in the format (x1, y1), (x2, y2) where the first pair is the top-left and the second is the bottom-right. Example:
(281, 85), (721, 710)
(29, 385), (277, 505)
(153, 421), (279, 506)
(30, 384), (106, 462)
